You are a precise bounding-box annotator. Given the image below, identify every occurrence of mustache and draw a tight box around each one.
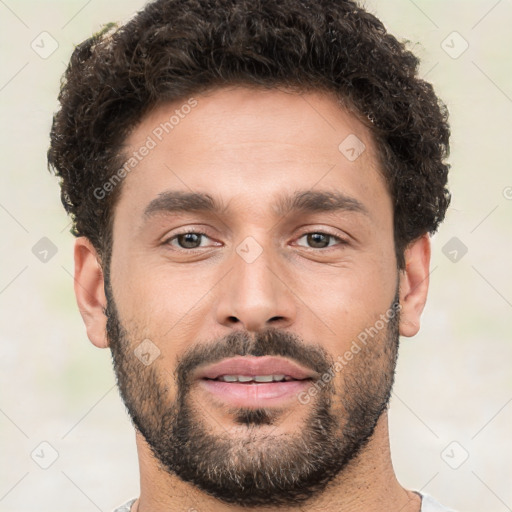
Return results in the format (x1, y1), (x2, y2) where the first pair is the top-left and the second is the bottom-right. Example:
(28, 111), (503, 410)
(174, 327), (333, 389)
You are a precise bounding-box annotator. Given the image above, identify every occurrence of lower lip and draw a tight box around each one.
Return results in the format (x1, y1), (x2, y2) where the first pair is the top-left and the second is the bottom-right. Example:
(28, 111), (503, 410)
(198, 379), (312, 408)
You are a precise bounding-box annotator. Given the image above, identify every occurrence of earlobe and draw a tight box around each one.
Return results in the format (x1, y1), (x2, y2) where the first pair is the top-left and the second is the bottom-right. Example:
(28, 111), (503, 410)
(398, 234), (431, 338)
(73, 237), (109, 348)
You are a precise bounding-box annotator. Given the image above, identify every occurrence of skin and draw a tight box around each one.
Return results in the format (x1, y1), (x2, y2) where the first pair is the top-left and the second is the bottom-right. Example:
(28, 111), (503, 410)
(73, 86), (430, 511)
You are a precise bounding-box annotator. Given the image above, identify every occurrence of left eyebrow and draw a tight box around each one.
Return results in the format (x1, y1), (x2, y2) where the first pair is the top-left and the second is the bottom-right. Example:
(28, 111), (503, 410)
(273, 189), (370, 218)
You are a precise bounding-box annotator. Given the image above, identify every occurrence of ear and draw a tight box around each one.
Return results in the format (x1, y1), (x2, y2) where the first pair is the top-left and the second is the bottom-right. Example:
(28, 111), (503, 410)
(398, 234), (431, 337)
(73, 237), (109, 348)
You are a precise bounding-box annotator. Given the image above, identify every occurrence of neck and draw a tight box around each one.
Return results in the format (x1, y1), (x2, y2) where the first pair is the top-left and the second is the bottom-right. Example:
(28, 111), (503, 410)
(131, 412), (421, 512)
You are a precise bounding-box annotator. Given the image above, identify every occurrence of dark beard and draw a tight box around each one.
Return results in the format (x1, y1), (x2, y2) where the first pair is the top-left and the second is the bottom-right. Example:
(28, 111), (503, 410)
(105, 280), (400, 507)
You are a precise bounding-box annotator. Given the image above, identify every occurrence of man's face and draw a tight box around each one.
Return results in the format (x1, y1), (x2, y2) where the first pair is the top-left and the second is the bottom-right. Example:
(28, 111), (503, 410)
(105, 86), (400, 505)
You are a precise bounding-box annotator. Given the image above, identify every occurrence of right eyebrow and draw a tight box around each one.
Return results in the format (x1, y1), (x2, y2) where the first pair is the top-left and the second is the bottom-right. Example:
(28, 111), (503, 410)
(143, 191), (225, 219)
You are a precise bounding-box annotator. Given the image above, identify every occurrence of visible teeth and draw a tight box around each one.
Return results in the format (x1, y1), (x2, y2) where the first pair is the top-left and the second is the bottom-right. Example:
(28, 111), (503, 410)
(216, 374), (293, 383)
(254, 375), (273, 382)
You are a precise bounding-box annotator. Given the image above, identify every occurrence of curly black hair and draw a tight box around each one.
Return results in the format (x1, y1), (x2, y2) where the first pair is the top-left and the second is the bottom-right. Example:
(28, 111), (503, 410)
(48, 0), (450, 269)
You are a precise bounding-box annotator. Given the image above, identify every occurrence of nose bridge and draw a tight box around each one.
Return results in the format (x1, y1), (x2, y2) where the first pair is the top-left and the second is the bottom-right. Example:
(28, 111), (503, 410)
(215, 236), (295, 332)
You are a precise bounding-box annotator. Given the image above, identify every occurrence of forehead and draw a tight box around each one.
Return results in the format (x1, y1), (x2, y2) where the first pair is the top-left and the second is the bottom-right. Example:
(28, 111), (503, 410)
(115, 86), (390, 226)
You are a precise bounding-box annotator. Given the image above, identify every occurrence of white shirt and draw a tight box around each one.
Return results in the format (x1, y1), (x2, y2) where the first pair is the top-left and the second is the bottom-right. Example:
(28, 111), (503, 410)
(420, 492), (456, 511)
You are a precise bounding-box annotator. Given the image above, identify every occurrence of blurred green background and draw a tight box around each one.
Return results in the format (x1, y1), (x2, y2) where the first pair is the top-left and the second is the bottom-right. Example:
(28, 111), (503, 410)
(0, 1), (511, 511)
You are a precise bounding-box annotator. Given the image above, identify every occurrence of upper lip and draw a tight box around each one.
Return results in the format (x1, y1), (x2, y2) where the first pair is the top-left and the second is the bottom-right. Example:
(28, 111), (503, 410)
(194, 356), (318, 381)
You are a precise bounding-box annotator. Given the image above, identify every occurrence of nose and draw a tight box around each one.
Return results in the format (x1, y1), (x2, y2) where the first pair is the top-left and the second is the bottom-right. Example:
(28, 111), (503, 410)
(214, 242), (297, 333)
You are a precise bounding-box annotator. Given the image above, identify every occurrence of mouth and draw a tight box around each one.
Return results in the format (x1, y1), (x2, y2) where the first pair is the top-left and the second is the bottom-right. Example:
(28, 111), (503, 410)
(194, 356), (317, 408)
(206, 374), (303, 383)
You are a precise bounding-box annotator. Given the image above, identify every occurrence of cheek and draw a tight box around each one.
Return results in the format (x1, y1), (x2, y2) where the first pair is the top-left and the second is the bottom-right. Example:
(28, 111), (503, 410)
(111, 254), (196, 324)
(292, 257), (396, 342)
(113, 263), (213, 367)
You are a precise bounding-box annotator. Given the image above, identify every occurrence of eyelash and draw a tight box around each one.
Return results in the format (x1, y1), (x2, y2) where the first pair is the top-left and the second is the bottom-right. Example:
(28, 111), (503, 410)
(163, 229), (347, 251)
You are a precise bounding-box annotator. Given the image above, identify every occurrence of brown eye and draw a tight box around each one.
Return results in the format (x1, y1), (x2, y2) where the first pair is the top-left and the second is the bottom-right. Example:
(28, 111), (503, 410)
(166, 232), (211, 249)
(307, 233), (330, 248)
(296, 232), (342, 249)
(176, 233), (203, 248)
